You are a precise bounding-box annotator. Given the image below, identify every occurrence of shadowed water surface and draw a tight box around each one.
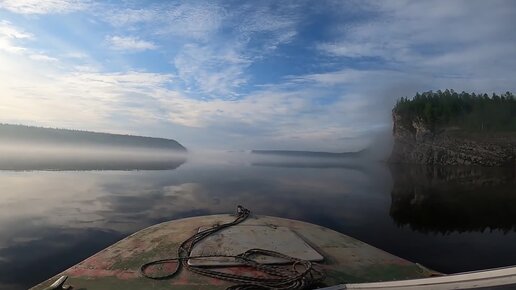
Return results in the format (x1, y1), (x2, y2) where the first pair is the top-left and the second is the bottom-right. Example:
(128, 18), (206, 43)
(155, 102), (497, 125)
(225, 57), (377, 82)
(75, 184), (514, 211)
(0, 154), (516, 290)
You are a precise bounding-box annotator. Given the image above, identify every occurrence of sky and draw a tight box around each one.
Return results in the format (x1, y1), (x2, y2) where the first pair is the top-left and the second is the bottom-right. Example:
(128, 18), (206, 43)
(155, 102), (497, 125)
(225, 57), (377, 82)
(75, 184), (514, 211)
(0, 0), (515, 151)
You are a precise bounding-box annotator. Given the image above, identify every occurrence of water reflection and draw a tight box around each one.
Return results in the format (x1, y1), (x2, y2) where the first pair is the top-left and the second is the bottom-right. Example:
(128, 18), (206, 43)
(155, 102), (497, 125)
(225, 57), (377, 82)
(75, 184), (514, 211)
(0, 158), (388, 290)
(390, 165), (516, 233)
(0, 149), (186, 171)
(1, 157), (516, 290)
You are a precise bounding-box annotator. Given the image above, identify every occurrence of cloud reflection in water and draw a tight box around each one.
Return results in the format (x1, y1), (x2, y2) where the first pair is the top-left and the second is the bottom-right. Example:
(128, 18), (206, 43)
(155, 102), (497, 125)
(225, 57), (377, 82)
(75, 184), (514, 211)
(1, 155), (516, 290)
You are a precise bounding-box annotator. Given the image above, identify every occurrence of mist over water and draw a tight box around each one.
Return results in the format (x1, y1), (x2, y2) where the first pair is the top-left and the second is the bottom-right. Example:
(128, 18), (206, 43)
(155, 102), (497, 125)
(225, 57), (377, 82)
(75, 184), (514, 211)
(0, 142), (187, 170)
(0, 148), (516, 290)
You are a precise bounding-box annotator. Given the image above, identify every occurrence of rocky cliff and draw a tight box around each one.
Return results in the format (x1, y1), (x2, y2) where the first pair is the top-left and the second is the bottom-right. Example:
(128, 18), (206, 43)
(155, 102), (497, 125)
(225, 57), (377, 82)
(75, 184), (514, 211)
(389, 112), (516, 166)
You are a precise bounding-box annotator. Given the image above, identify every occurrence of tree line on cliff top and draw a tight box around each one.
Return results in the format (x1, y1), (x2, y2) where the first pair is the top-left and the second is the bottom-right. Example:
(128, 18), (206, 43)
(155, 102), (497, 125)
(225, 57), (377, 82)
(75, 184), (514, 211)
(394, 89), (516, 132)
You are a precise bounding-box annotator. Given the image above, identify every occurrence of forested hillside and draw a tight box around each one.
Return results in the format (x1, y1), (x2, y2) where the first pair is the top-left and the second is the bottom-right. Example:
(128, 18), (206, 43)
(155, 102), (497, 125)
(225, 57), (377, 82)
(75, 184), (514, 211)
(394, 90), (516, 132)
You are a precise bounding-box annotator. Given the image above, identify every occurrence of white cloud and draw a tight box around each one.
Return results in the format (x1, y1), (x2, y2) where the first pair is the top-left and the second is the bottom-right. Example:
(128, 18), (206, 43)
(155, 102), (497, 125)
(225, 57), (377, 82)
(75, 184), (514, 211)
(64, 52), (88, 59)
(166, 2), (301, 97)
(287, 69), (370, 86)
(99, 2), (301, 98)
(0, 21), (32, 53)
(29, 53), (58, 62)
(158, 2), (224, 39)
(173, 44), (250, 97)
(232, 2), (299, 50)
(1, 1), (514, 151)
(0, 0), (89, 14)
(107, 36), (157, 52)
(0, 41), (377, 150)
(317, 42), (385, 59)
(0, 22), (63, 64)
(305, 1), (516, 151)
(151, 79), (386, 150)
(318, 0), (516, 75)
(156, 88), (311, 128)
(101, 3), (224, 40)
(0, 21), (32, 39)
(0, 48), (173, 131)
(0, 38), (25, 53)
(102, 8), (158, 27)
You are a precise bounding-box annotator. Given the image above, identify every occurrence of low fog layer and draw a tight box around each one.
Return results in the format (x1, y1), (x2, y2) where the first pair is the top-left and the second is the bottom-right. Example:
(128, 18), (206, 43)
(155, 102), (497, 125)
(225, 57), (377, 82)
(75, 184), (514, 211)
(0, 142), (187, 171)
(0, 136), (392, 172)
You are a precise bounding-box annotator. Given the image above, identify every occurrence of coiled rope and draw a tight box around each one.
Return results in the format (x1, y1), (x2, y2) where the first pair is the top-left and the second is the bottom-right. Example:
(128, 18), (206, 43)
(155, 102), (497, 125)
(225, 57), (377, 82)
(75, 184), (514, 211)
(140, 206), (324, 289)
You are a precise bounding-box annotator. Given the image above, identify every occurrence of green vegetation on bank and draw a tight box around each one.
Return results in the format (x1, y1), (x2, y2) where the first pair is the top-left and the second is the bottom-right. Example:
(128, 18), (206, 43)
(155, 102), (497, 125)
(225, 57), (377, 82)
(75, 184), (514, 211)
(394, 89), (516, 132)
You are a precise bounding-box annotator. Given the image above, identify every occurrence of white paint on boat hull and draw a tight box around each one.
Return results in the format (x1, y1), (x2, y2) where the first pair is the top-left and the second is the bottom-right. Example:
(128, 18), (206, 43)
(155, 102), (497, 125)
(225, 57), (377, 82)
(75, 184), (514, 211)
(318, 265), (516, 289)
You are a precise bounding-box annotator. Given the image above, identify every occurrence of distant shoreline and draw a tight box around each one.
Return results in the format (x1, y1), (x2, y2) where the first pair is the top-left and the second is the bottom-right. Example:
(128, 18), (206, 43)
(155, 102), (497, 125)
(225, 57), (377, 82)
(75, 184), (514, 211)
(0, 123), (187, 151)
(251, 149), (364, 158)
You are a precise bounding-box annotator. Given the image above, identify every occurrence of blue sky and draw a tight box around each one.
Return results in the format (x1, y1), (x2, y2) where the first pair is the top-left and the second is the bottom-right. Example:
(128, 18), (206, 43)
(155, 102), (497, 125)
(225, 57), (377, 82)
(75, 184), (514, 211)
(0, 0), (515, 151)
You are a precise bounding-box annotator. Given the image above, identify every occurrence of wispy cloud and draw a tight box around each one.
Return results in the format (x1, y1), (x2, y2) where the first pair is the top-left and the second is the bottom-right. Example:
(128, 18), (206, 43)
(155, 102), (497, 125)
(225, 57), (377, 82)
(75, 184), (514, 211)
(157, 2), (224, 39)
(0, 21), (32, 53)
(317, 0), (516, 74)
(173, 43), (250, 97)
(99, 1), (301, 97)
(0, 1), (515, 150)
(317, 42), (385, 59)
(0, 0), (89, 14)
(0, 21), (32, 39)
(231, 2), (299, 50)
(167, 2), (300, 97)
(29, 53), (59, 62)
(106, 36), (157, 52)
(0, 38), (374, 150)
(101, 2), (224, 40)
(0, 55), (172, 131)
(102, 8), (158, 27)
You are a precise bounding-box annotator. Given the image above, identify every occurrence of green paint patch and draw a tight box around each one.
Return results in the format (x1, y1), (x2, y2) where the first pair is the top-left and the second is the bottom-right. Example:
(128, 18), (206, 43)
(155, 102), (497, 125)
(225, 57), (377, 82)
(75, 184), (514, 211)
(324, 269), (367, 284)
(111, 241), (179, 270)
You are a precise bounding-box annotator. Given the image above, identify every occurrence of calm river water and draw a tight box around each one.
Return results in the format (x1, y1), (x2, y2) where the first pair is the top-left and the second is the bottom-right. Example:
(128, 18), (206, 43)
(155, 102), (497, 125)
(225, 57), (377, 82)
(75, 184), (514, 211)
(1, 153), (515, 290)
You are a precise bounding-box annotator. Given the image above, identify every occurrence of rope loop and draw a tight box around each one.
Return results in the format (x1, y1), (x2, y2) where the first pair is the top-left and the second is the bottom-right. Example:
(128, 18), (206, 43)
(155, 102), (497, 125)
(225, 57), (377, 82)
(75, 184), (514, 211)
(140, 206), (324, 289)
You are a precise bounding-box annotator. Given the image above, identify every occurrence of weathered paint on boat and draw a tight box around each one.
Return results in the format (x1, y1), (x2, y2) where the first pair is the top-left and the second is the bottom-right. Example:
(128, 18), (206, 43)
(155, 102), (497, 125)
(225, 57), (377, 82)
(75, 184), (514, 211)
(30, 214), (436, 290)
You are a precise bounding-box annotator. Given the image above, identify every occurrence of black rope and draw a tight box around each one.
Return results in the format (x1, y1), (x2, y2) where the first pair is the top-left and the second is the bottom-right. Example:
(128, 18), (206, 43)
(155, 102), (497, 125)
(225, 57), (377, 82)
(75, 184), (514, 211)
(140, 206), (324, 289)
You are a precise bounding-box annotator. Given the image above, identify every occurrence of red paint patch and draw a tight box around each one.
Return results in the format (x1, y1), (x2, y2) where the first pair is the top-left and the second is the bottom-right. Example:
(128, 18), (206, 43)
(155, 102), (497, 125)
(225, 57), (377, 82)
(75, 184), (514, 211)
(82, 255), (114, 269)
(209, 276), (225, 286)
(142, 260), (179, 277)
(67, 267), (138, 280)
(66, 267), (115, 277)
(116, 271), (138, 280)
(171, 272), (191, 285)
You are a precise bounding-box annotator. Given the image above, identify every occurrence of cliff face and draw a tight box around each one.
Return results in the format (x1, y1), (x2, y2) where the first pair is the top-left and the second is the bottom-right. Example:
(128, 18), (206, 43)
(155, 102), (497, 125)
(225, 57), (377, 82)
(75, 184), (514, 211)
(389, 112), (516, 166)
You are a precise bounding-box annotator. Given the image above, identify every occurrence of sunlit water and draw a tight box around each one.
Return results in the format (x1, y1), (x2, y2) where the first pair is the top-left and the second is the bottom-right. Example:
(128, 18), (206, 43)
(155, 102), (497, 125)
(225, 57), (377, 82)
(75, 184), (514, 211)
(1, 153), (515, 290)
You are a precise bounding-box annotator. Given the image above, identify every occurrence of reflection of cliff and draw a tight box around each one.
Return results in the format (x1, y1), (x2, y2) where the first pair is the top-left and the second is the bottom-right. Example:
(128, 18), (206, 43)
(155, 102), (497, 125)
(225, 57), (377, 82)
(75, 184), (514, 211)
(390, 165), (516, 233)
